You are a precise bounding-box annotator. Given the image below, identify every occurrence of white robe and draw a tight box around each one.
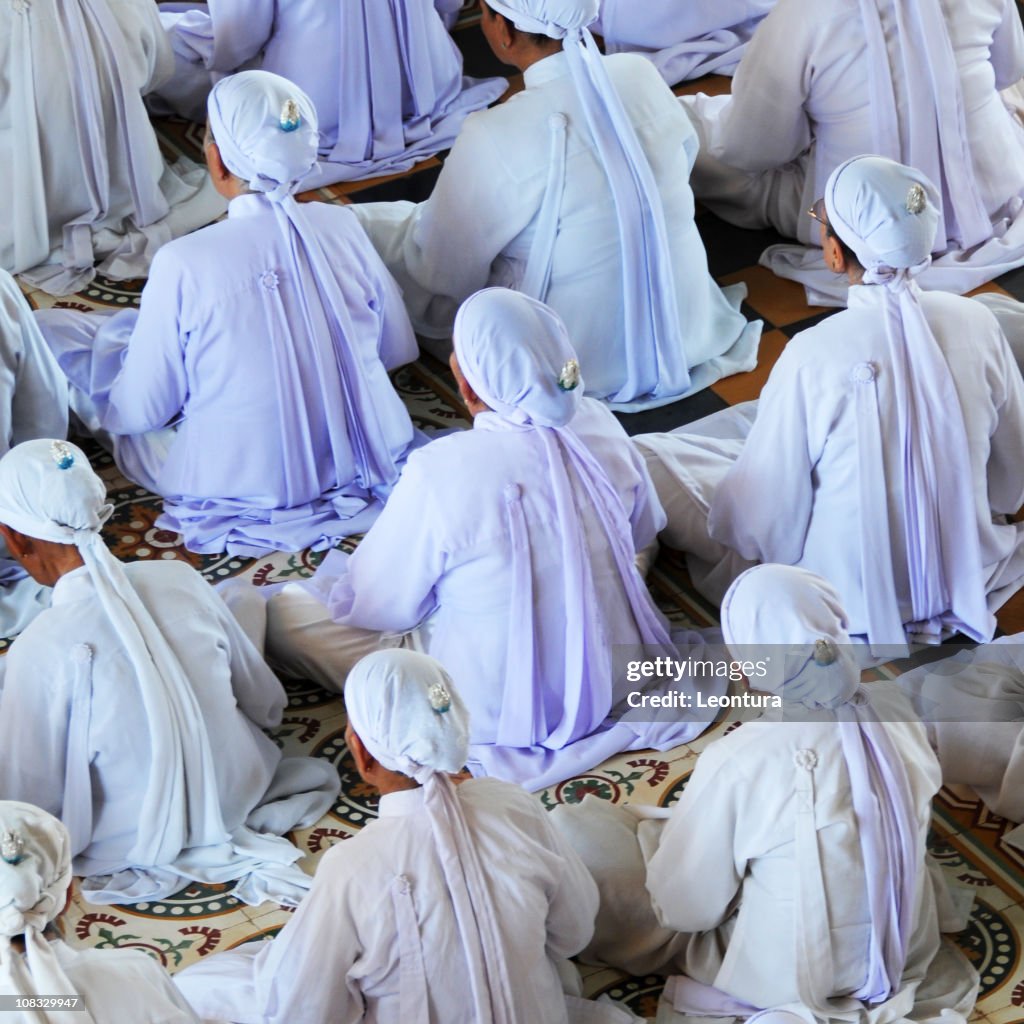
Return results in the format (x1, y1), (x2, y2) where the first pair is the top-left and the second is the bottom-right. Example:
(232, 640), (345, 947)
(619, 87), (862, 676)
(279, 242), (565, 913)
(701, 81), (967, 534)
(552, 688), (979, 1021)
(266, 399), (719, 790)
(634, 288), (1024, 641)
(0, 560), (338, 905)
(174, 778), (634, 1024)
(681, 0), (1024, 303)
(0, 270), (69, 637)
(0, 939), (201, 1023)
(352, 50), (760, 409)
(1, 0), (224, 296)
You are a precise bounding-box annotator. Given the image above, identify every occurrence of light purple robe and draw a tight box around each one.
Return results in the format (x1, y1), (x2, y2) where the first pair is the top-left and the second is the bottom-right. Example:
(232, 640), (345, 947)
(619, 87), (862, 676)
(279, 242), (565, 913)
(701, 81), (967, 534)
(595, 0), (776, 84)
(35, 194), (419, 557)
(317, 399), (720, 790)
(156, 0), (507, 185)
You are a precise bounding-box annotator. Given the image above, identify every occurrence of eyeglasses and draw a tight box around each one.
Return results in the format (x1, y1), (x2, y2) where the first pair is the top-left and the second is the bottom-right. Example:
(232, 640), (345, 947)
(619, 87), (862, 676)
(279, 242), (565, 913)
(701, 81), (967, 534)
(807, 197), (828, 225)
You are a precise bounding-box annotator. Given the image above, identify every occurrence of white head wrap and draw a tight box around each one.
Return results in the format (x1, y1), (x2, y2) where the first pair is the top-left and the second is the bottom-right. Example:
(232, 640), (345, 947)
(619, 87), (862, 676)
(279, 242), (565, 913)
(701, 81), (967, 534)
(0, 441), (229, 872)
(722, 565), (918, 1011)
(345, 651), (515, 1022)
(0, 801), (96, 1024)
(205, 72), (405, 499)
(482, 0), (689, 402)
(451, 290), (673, 749)
(823, 156), (991, 649)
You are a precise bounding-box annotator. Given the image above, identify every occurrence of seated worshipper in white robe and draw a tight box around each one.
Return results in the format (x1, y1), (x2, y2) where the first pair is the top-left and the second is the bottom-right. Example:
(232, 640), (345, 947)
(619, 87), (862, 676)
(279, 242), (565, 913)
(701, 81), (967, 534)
(350, 0), (761, 410)
(635, 157), (1024, 653)
(681, 0), (1024, 305)
(0, 802), (201, 1023)
(895, 637), (1024, 828)
(594, 0), (776, 84)
(261, 289), (725, 791)
(551, 565), (979, 1023)
(153, 0), (506, 185)
(1, 0), (224, 297)
(0, 271), (70, 639)
(35, 72), (419, 557)
(174, 650), (640, 1024)
(0, 440), (340, 907)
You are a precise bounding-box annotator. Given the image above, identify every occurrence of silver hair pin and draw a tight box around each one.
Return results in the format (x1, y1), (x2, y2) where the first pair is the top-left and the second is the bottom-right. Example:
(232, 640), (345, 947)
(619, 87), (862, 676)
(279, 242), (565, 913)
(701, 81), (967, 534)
(279, 99), (302, 133)
(50, 440), (74, 470)
(813, 638), (837, 666)
(427, 682), (452, 714)
(905, 183), (926, 215)
(1, 830), (25, 866)
(557, 359), (580, 392)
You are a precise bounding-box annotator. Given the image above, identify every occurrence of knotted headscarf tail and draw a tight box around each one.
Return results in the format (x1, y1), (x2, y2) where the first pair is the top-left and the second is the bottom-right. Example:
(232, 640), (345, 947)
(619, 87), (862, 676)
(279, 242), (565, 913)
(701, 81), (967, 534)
(0, 802), (95, 1023)
(345, 650), (516, 1023)
(453, 288), (674, 748)
(207, 70), (404, 503)
(0, 440), (230, 873)
(483, 0), (688, 402)
(825, 155), (991, 649)
(857, 0), (990, 250)
(722, 564), (919, 1010)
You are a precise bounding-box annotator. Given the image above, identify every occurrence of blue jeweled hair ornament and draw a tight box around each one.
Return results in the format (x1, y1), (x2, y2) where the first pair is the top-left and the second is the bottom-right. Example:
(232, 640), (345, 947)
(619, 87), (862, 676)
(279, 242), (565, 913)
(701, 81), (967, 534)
(50, 440), (74, 471)
(279, 98), (302, 133)
(0, 830), (25, 866)
(427, 682), (452, 715)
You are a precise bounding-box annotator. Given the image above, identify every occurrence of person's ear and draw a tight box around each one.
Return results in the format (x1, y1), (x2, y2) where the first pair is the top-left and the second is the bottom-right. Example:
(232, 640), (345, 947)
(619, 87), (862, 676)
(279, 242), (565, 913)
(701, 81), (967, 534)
(0, 524), (33, 561)
(205, 140), (234, 185)
(347, 727), (378, 781)
(823, 233), (847, 276)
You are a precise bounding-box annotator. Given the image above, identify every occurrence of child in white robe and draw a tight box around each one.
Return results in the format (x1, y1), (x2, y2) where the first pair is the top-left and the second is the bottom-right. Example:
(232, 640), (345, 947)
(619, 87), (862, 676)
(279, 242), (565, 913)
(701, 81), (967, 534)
(174, 650), (639, 1024)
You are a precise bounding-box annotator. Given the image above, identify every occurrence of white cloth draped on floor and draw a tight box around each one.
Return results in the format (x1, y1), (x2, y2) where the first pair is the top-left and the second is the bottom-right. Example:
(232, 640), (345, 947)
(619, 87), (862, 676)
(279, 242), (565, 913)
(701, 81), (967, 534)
(2, 0), (224, 296)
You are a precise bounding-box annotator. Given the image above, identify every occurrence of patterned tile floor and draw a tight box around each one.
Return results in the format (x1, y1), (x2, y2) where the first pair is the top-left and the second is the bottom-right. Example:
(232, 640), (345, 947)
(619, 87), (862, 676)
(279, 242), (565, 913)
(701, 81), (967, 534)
(13, 15), (1024, 1022)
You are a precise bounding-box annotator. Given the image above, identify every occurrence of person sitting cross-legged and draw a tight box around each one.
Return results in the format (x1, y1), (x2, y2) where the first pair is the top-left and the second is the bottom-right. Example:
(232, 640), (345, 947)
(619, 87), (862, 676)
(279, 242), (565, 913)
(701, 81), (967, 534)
(174, 650), (640, 1024)
(0, 439), (339, 907)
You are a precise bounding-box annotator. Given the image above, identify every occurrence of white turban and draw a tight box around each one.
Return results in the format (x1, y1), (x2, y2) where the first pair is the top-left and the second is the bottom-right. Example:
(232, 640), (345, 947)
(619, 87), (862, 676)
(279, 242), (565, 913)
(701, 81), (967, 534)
(0, 802), (97, 1024)
(346, 651), (516, 1022)
(345, 650), (470, 782)
(453, 287), (582, 428)
(484, 0), (598, 38)
(721, 564), (860, 709)
(207, 70), (320, 201)
(825, 155), (940, 276)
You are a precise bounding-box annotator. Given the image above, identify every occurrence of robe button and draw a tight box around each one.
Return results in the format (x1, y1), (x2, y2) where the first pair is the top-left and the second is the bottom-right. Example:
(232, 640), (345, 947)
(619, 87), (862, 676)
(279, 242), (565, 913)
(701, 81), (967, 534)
(850, 362), (876, 384)
(260, 270), (280, 291)
(793, 748), (818, 772)
(10, 0), (30, 12)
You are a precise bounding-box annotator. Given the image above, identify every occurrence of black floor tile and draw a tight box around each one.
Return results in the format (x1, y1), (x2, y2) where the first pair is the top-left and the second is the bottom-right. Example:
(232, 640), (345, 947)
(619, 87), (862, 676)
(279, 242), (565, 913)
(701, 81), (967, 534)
(614, 388), (730, 436)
